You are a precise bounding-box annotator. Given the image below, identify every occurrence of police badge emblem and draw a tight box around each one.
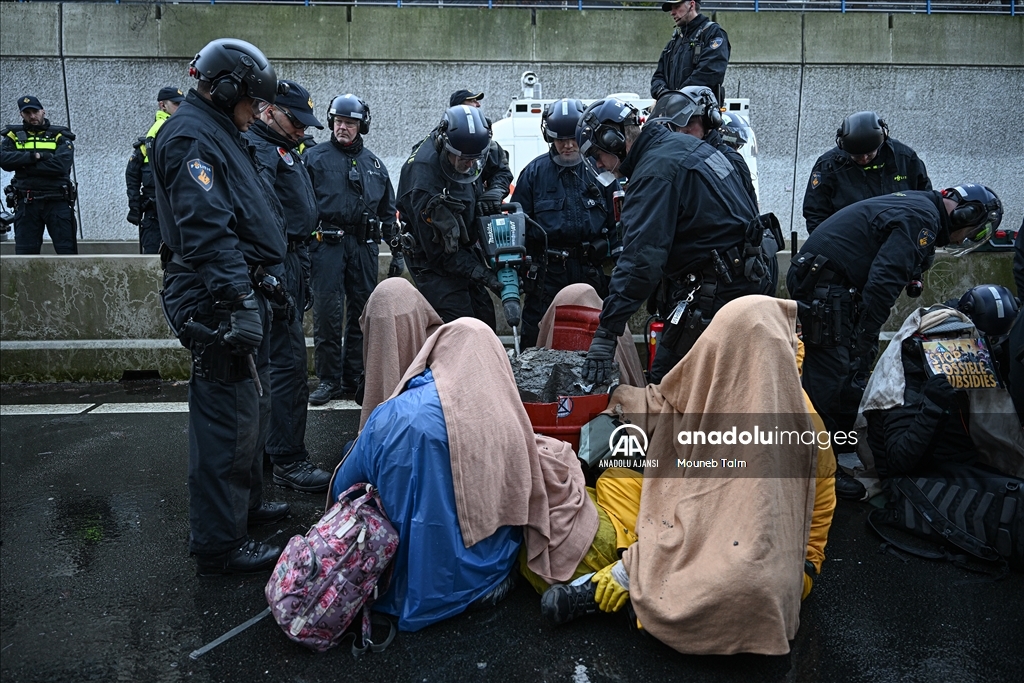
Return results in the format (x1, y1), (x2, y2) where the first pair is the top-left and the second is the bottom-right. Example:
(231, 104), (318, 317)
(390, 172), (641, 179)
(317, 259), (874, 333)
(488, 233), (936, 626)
(709, 37), (723, 50)
(277, 147), (294, 166)
(810, 172), (821, 189)
(187, 159), (214, 191)
(917, 227), (936, 248)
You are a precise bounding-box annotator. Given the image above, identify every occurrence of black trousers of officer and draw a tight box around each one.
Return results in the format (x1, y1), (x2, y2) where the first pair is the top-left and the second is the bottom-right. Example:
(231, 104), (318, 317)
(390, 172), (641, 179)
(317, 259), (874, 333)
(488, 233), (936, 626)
(649, 277), (763, 384)
(14, 198), (77, 254)
(410, 266), (496, 330)
(521, 255), (607, 349)
(186, 292), (272, 557)
(309, 234), (379, 385)
(264, 248), (310, 466)
(138, 206), (161, 255)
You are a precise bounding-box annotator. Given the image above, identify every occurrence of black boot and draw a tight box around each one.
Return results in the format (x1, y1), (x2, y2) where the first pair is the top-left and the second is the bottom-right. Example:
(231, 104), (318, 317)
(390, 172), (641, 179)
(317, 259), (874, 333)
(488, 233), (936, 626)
(273, 460), (331, 493)
(835, 469), (867, 501)
(540, 579), (600, 625)
(308, 379), (342, 406)
(195, 538), (282, 576)
(468, 571), (518, 611)
(247, 501), (290, 525)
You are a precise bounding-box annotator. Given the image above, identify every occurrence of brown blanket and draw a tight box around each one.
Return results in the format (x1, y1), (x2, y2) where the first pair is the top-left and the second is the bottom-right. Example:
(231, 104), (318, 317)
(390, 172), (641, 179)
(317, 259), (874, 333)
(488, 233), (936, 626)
(615, 296), (817, 655)
(358, 278), (443, 430)
(535, 283), (646, 387)
(392, 317), (598, 583)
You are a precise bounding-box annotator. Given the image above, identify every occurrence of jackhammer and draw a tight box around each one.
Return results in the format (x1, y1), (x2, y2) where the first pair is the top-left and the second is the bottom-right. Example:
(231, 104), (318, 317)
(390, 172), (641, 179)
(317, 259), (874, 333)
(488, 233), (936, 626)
(478, 202), (533, 356)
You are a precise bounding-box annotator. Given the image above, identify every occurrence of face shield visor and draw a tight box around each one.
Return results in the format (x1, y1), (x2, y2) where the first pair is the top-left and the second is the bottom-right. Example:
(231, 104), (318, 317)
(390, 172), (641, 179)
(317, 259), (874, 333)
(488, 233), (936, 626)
(440, 141), (485, 185)
(946, 218), (996, 258)
(549, 138), (582, 167)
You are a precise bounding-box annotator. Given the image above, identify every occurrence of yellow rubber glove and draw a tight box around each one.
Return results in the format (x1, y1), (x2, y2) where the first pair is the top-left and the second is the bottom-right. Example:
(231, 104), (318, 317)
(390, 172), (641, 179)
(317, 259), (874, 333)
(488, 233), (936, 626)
(802, 572), (813, 600)
(592, 563), (629, 613)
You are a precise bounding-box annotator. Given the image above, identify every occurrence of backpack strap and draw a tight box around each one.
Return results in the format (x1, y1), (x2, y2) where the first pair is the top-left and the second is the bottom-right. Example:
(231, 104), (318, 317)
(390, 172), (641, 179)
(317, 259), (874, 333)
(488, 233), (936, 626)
(893, 476), (1002, 563)
(350, 609), (396, 657)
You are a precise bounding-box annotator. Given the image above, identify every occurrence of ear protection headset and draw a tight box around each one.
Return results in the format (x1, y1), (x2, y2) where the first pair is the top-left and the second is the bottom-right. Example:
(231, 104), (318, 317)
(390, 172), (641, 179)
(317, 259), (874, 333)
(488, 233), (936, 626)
(354, 99), (371, 135)
(581, 102), (639, 158)
(941, 185), (1002, 243)
(206, 55), (255, 110)
(690, 87), (722, 130)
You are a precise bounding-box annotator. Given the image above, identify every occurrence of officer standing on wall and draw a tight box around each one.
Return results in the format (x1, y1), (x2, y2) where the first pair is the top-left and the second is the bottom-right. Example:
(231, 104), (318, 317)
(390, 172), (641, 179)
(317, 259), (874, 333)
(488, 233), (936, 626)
(303, 94), (395, 406)
(398, 104), (502, 326)
(244, 79), (332, 493)
(126, 87), (183, 254)
(803, 111), (931, 233)
(1, 96), (78, 254)
(787, 184), (1001, 499)
(511, 98), (618, 348)
(448, 89), (514, 214)
(155, 38), (289, 575)
(651, 0), (730, 104)
(577, 97), (764, 385)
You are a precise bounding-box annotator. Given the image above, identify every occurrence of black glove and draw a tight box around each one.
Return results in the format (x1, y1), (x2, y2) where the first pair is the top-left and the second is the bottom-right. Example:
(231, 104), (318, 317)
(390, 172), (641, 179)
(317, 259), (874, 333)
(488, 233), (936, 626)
(221, 291), (263, 354)
(476, 188), (505, 218)
(388, 251), (406, 278)
(583, 329), (618, 386)
(425, 193), (467, 255)
(303, 280), (313, 312)
(922, 374), (957, 412)
(851, 329), (878, 364)
(126, 205), (142, 226)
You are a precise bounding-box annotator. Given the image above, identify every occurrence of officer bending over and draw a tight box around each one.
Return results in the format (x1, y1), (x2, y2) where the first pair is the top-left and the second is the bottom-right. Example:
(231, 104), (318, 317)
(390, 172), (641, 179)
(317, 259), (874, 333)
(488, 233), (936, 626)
(448, 89), (514, 216)
(155, 39), (289, 575)
(803, 111), (931, 233)
(578, 97), (765, 385)
(303, 94), (396, 405)
(1, 95), (78, 254)
(126, 86), (183, 254)
(512, 98), (618, 348)
(787, 184), (1002, 500)
(244, 80), (332, 493)
(398, 105), (503, 327)
(651, 0), (730, 104)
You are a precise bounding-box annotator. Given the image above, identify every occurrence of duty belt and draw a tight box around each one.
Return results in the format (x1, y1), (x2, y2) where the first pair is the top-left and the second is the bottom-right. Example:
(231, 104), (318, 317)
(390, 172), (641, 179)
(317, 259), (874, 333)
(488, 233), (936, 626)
(287, 237), (307, 252)
(315, 221), (381, 243)
(546, 244), (588, 262)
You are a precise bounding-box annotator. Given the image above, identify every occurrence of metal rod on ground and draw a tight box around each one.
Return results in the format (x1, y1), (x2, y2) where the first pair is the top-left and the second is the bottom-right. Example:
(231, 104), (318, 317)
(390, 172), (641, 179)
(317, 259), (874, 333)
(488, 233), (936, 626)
(189, 607), (271, 660)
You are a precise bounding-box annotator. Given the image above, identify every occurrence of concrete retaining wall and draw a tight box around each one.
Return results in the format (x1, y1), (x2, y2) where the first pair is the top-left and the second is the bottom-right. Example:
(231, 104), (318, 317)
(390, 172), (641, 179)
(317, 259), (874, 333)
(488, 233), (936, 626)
(1, 5), (1022, 243)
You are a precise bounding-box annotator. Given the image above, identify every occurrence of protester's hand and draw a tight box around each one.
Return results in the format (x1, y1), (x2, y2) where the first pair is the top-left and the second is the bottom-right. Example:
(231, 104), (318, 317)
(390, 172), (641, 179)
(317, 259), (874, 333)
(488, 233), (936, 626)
(388, 251), (406, 278)
(592, 562), (629, 613)
(583, 329), (617, 385)
(922, 373), (957, 411)
(126, 205), (142, 226)
(222, 291), (263, 354)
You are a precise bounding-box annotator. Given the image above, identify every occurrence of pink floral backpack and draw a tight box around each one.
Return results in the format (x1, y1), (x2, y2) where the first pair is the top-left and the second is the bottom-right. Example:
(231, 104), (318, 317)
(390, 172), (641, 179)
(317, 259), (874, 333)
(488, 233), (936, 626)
(265, 483), (399, 654)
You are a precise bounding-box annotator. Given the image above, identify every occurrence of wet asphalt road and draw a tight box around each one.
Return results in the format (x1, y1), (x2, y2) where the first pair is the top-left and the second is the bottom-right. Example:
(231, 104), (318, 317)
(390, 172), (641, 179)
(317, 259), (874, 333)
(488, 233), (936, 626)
(1, 382), (1022, 683)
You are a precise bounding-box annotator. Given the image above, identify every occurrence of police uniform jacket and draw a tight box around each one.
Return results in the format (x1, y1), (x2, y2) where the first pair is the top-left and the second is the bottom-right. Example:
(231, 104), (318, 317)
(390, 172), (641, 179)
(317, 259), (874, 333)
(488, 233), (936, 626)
(397, 133), (487, 281)
(802, 138), (931, 232)
(797, 191), (950, 340)
(600, 124), (758, 336)
(650, 14), (730, 100)
(481, 139), (514, 198)
(705, 128), (757, 209)
(153, 90), (286, 309)
(245, 120), (317, 245)
(125, 110), (171, 207)
(302, 135), (395, 239)
(511, 149), (615, 252)
(0, 120), (75, 193)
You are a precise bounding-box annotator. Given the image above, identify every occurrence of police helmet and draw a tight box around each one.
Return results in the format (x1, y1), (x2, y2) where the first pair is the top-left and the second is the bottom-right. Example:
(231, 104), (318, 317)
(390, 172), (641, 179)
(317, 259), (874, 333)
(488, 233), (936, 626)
(328, 94), (371, 134)
(941, 184), (1003, 256)
(646, 90), (701, 130)
(576, 98), (639, 160)
(720, 111), (754, 152)
(541, 99), (586, 143)
(836, 111), (887, 155)
(680, 86), (723, 130)
(189, 39), (277, 110)
(958, 284), (1019, 336)
(436, 105), (492, 184)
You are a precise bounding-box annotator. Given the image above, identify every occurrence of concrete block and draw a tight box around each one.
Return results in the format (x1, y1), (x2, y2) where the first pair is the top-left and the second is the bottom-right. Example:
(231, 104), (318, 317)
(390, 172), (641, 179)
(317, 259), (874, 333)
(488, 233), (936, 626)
(892, 14), (1024, 67)
(0, 342), (190, 383)
(717, 11), (803, 64)
(0, 3), (61, 57)
(62, 4), (158, 59)
(535, 10), (667, 64)
(349, 7), (532, 62)
(804, 13), (894, 65)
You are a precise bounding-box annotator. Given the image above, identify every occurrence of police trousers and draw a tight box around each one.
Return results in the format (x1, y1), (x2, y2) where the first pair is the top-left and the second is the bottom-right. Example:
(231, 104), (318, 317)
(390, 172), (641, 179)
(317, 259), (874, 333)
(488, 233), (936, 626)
(138, 206), (161, 255)
(521, 256), (608, 349)
(14, 198), (77, 255)
(410, 266), (497, 331)
(309, 235), (379, 384)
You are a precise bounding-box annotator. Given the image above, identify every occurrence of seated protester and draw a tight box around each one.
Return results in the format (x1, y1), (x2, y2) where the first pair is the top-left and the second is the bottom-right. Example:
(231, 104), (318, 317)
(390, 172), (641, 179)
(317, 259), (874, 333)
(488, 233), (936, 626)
(540, 296), (835, 656)
(357, 278), (443, 431)
(862, 293), (1023, 479)
(535, 283), (646, 387)
(329, 318), (599, 631)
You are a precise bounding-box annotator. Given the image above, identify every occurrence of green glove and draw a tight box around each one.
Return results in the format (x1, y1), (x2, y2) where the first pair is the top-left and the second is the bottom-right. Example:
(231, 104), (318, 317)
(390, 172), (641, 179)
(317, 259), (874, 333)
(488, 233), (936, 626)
(591, 562), (628, 613)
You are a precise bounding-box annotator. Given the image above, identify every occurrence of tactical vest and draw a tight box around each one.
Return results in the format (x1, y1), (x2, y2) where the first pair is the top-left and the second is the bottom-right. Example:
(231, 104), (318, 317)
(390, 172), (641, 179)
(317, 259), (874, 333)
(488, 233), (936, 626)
(139, 110), (170, 164)
(4, 126), (67, 152)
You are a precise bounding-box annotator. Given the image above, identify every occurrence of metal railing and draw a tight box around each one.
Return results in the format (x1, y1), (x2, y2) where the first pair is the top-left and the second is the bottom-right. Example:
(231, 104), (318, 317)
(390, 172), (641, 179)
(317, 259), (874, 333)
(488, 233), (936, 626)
(31, 1), (1022, 14)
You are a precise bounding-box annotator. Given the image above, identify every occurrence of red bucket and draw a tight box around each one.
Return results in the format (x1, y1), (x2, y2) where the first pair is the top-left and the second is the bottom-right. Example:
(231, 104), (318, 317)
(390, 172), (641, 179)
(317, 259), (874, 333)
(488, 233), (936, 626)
(525, 304), (607, 449)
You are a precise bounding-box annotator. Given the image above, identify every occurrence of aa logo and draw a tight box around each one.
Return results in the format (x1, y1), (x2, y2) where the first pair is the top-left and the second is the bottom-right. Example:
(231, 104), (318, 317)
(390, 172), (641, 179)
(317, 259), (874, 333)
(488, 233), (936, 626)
(608, 424), (649, 459)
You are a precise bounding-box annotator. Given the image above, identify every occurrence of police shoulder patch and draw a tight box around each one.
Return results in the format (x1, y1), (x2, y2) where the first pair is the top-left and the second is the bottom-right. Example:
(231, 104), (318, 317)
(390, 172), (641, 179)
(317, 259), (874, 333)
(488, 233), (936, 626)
(187, 159), (214, 191)
(917, 227), (936, 249)
(709, 37), (723, 50)
(277, 147), (294, 166)
(810, 172), (821, 189)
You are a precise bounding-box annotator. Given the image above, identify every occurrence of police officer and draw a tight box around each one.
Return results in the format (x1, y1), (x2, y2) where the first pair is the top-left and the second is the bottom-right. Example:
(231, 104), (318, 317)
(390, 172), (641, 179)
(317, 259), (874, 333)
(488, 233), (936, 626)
(398, 104), (503, 326)
(787, 184), (1001, 499)
(154, 38), (289, 575)
(448, 89), (514, 215)
(577, 97), (764, 385)
(803, 111), (931, 232)
(303, 94), (396, 405)
(126, 86), (183, 254)
(244, 80), (332, 493)
(511, 98), (618, 348)
(0, 96), (78, 255)
(651, 0), (730, 104)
